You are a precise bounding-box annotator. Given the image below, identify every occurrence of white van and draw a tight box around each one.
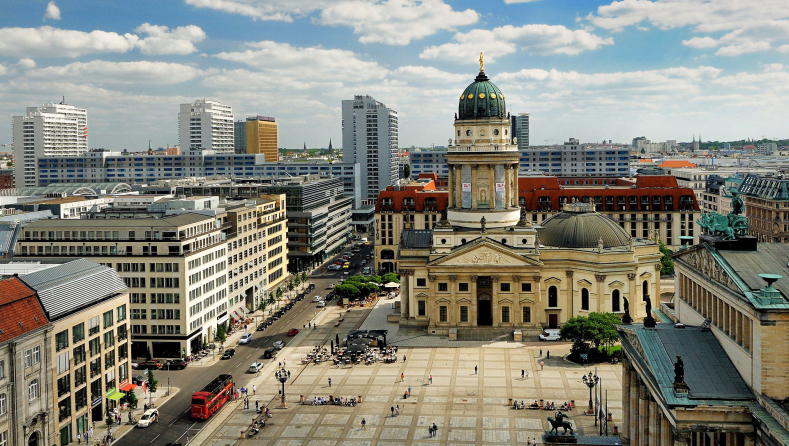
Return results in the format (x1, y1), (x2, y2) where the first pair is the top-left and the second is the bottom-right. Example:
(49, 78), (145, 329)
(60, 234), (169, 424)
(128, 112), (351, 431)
(539, 328), (562, 341)
(248, 362), (264, 373)
(239, 332), (253, 344)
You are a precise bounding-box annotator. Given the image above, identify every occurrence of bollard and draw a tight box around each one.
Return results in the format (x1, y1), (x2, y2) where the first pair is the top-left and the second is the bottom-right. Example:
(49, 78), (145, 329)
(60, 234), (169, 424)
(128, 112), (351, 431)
(509, 398), (513, 406)
(613, 425), (619, 435)
(358, 395), (363, 403)
(300, 395), (304, 403)
(607, 412), (613, 422)
(240, 430), (245, 439)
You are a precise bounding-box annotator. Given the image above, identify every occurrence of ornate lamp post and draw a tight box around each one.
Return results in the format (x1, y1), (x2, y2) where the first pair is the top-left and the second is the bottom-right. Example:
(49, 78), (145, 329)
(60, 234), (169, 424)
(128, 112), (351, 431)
(274, 367), (291, 408)
(581, 371), (599, 415)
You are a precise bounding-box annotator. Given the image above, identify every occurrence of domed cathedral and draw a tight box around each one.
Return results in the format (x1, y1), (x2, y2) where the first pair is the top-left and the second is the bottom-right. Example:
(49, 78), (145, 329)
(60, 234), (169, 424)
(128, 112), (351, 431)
(395, 55), (664, 336)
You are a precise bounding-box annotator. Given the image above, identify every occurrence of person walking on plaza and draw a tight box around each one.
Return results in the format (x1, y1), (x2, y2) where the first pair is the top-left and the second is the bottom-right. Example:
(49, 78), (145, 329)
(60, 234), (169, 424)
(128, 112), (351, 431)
(396, 404), (400, 415)
(539, 349), (543, 357)
(253, 384), (256, 395)
(525, 370), (530, 379)
(432, 422), (438, 437)
(547, 350), (550, 359)
(403, 355), (406, 362)
(428, 374), (433, 385)
(401, 372), (404, 382)
(328, 377), (332, 387)
(474, 365), (477, 375)
(361, 418), (366, 430)
(408, 385), (412, 395)
(391, 406), (395, 417)
(521, 369), (525, 379)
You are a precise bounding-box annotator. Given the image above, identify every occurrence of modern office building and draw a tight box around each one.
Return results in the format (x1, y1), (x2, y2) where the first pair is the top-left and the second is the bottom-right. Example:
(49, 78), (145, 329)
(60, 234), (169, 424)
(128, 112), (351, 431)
(13, 102), (88, 188)
(178, 100), (234, 153)
(246, 116), (278, 162)
(234, 120), (246, 153)
(14, 213), (228, 358)
(510, 112), (529, 150)
(15, 260), (130, 445)
(518, 139), (630, 177)
(342, 95), (399, 204)
(0, 277), (54, 446)
(409, 150), (449, 179)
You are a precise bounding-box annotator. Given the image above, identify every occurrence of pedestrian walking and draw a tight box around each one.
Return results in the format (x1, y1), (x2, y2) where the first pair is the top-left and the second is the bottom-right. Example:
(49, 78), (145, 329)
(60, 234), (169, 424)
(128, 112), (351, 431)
(77, 432), (81, 444)
(547, 350), (550, 359)
(522, 369), (525, 379)
(432, 423), (438, 437)
(328, 377), (332, 387)
(283, 360), (286, 367)
(428, 374), (432, 385)
(253, 384), (257, 395)
(401, 372), (404, 382)
(391, 406), (395, 417)
(408, 385), (411, 395)
(403, 355), (406, 362)
(474, 365), (477, 375)
(89, 427), (94, 438)
(396, 404), (400, 415)
(539, 349), (543, 357)
(84, 432), (89, 443)
(525, 370), (530, 379)
(256, 400), (259, 411)
(361, 418), (366, 430)
(540, 360), (545, 371)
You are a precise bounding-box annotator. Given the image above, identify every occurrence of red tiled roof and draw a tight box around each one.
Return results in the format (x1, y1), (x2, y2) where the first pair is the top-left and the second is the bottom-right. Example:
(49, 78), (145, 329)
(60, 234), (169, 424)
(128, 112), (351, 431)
(0, 278), (49, 343)
(634, 175), (680, 188)
(660, 160), (697, 169)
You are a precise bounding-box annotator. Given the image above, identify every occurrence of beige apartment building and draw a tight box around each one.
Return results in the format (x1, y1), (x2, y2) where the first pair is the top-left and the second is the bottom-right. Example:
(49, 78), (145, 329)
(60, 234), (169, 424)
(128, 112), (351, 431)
(15, 213), (227, 358)
(16, 260), (130, 445)
(224, 193), (288, 321)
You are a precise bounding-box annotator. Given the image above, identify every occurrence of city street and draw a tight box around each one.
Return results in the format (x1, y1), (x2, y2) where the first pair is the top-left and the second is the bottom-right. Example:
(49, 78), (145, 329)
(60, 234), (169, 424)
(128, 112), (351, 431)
(115, 241), (374, 446)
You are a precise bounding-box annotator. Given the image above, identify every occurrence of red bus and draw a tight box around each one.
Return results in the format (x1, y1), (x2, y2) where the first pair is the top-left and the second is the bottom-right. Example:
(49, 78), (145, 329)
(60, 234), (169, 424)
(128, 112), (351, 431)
(191, 373), (233, 419)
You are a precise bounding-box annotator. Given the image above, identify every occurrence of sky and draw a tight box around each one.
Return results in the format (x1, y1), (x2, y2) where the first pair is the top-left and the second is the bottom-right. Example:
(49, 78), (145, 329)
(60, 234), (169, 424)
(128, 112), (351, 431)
(1, 0), (788, 151)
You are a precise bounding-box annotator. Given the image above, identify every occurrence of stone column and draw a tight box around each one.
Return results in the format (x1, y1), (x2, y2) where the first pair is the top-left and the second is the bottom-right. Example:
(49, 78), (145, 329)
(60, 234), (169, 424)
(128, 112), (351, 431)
(512, 163), (519, 205)
(512, 275), (521, 325)
(654, 263), (661, 301)
(470, 275), (478, 326)
(674, 433), (690, 446)
(628, 272), (637, 317)
(638, 382), (649, 446)
(660, 417), (671, 446)
(455, 165), (463, 209)
(505, 165), (511, 209)
(629, 375), (640, 446)
(448, 165), (454, 208)
(621, 358), (631, 445)
(743, 433), (755, 446)
(428, 275), (437, 323)
(400, 270), (411, 320)
(449, 275), (457, 325)
(533, 275), (542, 325)
(471, 165), (479, 209)
(489, 164), (496, 209)
(491, 276), (500, 326)
(649, 399), (660, 446)
(596, 274), (606, 312)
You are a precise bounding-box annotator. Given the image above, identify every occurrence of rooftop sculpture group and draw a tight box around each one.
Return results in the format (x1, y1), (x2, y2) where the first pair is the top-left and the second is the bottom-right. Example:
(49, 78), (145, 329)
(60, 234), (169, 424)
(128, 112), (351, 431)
(697, 186), (750, 240)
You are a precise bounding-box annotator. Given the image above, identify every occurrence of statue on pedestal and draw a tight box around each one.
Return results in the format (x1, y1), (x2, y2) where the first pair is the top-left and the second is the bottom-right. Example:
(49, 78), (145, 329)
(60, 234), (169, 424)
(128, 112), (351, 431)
(547, 411), (574, 435)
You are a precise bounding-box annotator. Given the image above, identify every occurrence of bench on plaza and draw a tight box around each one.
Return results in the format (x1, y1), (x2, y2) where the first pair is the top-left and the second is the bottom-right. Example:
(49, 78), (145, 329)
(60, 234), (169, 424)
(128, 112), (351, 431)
(300, 395), (361, 406)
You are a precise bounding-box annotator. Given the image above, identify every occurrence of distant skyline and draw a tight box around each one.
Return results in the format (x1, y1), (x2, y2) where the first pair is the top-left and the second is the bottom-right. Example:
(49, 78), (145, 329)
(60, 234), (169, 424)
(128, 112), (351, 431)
(1, 0), (788, 151)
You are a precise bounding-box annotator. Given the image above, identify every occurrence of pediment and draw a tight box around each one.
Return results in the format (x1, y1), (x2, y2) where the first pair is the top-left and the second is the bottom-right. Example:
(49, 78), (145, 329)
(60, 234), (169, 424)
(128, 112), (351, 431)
(519, 297), (535, 304)
(608, 280), (625, 287)
(576, 279), (592, 286)
(415, 293), (429, 298)
(458, 297), (472, 304)
(428, 239), (542, 268)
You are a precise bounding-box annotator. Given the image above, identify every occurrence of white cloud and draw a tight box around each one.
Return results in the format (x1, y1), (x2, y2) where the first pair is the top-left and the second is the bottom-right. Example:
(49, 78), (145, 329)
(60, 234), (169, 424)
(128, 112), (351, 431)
(18, 58), (36, 69)
(390, 65), (466, 83)
(214, 40), (388, 81)
(28, 60), (204, 84)
(682, 36), (718, 49)
(184, 0), (478, 45)
(134, 23), (207, 55)
(43, 1), (61, 21)
(588, 0), (789, 56)
(420, 24), (613, 63)
(0, 26), (138, 58)
(0, 64), (7, 76)
(778, 44), (789, 53)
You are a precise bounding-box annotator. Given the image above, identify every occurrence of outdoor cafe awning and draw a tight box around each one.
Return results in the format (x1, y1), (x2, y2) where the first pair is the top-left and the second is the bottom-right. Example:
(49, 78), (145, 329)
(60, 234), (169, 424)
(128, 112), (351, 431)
(105, 388), (126, 401)
(119, 382), (137, 392)
(384, 282), (399, 288)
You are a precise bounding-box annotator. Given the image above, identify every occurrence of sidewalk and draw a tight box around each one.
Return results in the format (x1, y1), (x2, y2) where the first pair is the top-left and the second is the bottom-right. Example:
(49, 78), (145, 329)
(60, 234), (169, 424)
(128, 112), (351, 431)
(89, 387), (181, 444)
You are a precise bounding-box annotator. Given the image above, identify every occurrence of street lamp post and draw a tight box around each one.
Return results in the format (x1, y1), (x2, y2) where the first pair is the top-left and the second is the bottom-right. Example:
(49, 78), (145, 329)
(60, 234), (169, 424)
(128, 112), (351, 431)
(581, 371), (599, 415)
(274, 366), (291, 408)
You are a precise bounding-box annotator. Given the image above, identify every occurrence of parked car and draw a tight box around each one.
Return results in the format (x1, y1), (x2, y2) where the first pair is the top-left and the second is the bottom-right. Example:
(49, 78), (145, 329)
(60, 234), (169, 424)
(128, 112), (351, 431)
(317, 301), (327, 308)
(539, 329), (562, 341)
(137, 408), (159, 428)
(263, 347), (277, 359)
(273, 340), (286, 350)
(327, 283), (336, 289)
(247, 362), (264, 373)
(313, 295), (323, 302)
(132, 374), (147, 386)
(163, 359), (187, 370)
(257, 323), (267, 331)
(239, 332), (253, 344)
(139, 360), (162, 370)
(221, 348), (235, 359)
(287, 328), (299, 336)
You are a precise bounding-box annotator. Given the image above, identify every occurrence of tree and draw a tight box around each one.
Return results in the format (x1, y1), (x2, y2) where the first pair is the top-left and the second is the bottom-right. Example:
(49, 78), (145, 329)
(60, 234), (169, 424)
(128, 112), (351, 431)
(146, 369), (158, 394)
(276, 287), (283, 299)
(334, 283), (360, 300)
(125, 389), (138, 409)
(403, 163), (411, 179)
(216, 324), (227, 344)
(287, 278), (294, 291)
(368, 275), (382, 284)
(381, 273), (400, 284)
(560, 312), (621, 353)
(294, 275), (301, 287)
(359, 282), (380, 297)
(659, 240), (674, 276)
(301, 271), (308, 283)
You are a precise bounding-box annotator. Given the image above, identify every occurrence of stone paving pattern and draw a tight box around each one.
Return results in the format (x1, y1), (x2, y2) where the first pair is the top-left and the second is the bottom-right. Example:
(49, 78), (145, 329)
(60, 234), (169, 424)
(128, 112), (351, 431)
(197, 296), (623, 446)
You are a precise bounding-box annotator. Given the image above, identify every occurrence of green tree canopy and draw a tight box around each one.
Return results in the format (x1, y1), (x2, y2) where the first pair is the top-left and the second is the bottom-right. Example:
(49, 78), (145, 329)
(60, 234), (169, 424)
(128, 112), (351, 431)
(659, 240), (674, 276)
(381, 273), (400, 284)
(334, 283), (360, 300)
(146, 369), (158, 393)
(560, 312), (621, 353)
(301, 271), (308, 282)
(368, 275), (382, 284)
(359, 282), (380, 296)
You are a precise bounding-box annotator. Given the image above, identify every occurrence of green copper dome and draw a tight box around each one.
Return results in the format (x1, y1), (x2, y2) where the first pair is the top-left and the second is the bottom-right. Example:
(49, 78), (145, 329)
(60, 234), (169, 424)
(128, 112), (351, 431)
(458, 71), (507, 120)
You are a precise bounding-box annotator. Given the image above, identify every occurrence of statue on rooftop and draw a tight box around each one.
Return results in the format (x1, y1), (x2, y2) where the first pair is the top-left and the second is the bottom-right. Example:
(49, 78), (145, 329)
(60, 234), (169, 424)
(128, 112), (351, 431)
(480, 216), (487, 233)
(674, 355), (685, 385)
(622, 297), (633, 324)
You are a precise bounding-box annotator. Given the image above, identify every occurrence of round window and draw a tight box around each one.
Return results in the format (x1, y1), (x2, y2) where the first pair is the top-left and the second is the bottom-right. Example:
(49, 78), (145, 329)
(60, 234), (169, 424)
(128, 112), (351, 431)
(493, 129), (500, 136)
(461, 238), (467, 244)
(466, 129), (472, 136)
(501, 238), (507, 245)
(441, 238), (447, 244)
(522, 238), (527, 244)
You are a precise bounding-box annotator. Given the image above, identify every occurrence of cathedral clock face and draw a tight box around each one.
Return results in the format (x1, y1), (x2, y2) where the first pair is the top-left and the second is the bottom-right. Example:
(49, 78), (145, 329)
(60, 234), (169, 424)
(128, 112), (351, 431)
(493, 129), (500, 136)
(466, 129), (472, 136)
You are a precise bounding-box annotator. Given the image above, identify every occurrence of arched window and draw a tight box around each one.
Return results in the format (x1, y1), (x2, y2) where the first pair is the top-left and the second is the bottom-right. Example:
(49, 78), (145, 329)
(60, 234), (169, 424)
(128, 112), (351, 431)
(548, 286), (558, 308)
(28, 379), (39, 401)
(581, 288), (589, 311)
(612, 290), (621, 312)
(0, 393), (6, 415)
(642, 280), (649, 302)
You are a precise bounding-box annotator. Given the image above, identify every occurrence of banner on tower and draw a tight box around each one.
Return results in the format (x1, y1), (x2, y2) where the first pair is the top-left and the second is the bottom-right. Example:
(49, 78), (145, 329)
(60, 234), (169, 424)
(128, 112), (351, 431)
(495, 182), (505, 192)
(462, 183), (471, 192)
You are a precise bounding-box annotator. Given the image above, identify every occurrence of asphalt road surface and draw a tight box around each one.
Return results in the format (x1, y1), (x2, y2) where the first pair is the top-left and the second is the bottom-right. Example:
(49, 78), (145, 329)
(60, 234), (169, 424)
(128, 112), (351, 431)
(116, 242), (374, 446)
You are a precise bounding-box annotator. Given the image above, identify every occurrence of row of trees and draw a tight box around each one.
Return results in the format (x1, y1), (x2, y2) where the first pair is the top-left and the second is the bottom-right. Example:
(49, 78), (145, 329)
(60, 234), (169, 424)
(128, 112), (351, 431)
(560, 312), (622, 362)
(334, 273), (399, 301)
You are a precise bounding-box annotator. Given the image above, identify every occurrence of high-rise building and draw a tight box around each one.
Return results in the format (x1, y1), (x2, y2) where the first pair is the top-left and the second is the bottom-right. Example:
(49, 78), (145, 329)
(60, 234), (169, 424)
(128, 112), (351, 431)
(246, 116), (278, 162)
(178, 100), (234, 153)
(234, 120), (247, 153)
(510, 112), (530, 149)
(342, 95), (399, 204)
(13, 102), (88, 188)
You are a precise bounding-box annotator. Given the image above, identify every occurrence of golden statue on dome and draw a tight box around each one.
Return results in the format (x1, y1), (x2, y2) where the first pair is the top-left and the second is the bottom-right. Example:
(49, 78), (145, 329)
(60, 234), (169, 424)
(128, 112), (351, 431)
(479, 52), (484, 72)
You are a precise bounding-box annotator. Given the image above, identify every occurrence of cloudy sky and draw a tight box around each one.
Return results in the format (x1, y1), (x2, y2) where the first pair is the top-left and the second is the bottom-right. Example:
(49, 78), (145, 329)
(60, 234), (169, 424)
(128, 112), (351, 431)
(1, 0), (788, 151)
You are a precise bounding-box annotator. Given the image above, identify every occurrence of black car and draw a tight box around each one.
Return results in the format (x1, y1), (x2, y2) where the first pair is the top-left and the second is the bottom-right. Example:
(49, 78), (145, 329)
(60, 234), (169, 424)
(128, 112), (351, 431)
(221, 348), (235, 359)
(257, 323), (266, 331)
(271, 314), (280, 320)
(132, 374), (147, 385)
(163, 359), (187, 370)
